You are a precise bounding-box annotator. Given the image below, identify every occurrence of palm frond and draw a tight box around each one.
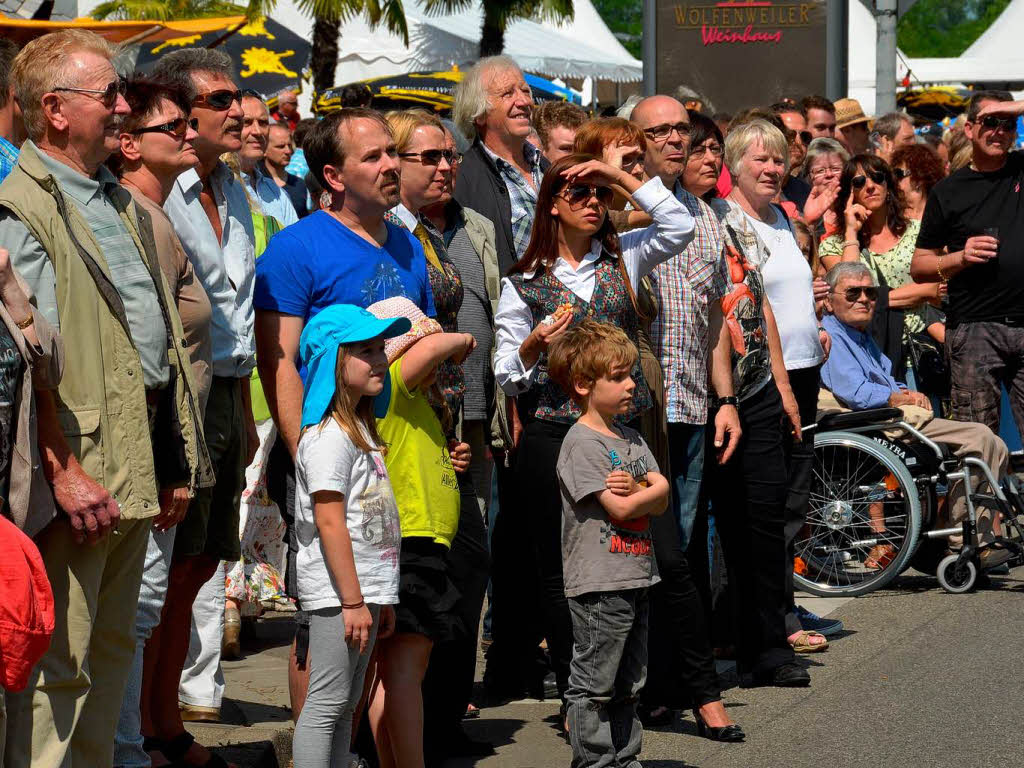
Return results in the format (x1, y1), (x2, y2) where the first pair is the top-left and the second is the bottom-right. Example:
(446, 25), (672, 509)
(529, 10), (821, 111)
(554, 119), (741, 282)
(91, 0), (175, 20)
(420, 0), (472, 16)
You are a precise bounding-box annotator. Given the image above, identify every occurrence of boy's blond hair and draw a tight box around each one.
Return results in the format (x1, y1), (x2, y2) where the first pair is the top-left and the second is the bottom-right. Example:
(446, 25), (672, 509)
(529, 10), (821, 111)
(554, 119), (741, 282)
(548, 319), (639, 404)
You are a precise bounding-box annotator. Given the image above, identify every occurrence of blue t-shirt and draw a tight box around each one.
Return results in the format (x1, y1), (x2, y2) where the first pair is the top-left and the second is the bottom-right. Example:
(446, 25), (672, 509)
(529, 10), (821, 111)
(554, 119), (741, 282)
(254, 210), (435, 321)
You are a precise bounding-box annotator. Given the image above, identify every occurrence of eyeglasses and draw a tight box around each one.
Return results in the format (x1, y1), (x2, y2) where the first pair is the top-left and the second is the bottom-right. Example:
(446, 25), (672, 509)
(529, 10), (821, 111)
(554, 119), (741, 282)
(132, 116), (198, 138)
(192, 89), (243, 110)
(977, 115), (1016, 131)
(642, 122), (691, 143)
(809, 164), (843, 179)
(851, 169), (887, 188)
(796, 130), (813, 146)
(893, 167), (912, 180)
(690, 142), (723, 158)
(398, 149), (461, 166)
(559, 184), (614, 208)
(834, 286), (879, 302)
(53, 78), (126, 108)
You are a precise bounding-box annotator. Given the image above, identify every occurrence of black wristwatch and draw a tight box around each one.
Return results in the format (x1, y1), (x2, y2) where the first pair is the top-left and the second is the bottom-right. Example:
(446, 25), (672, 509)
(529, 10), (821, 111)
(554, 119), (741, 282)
(715, 395), (739, 408)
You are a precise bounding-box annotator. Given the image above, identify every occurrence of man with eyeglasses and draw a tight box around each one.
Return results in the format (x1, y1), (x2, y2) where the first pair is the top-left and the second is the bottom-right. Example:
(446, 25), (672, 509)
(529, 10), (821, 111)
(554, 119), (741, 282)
(151, 48), (260, 763)
(630, 94), (742, 729)
(820, 261), (1010, 569)
(771, 102), (813, 214)
(912, 90), (1024, 441)
(0, 31), (210, 767)
(239, 91), (299, 227)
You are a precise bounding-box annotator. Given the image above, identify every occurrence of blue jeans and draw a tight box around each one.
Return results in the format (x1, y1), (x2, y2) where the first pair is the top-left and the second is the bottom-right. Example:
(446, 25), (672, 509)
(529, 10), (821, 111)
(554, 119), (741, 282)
(566, 589), (649, 768)
(114, 526), (176, 768)
(669, 423), (706, 551)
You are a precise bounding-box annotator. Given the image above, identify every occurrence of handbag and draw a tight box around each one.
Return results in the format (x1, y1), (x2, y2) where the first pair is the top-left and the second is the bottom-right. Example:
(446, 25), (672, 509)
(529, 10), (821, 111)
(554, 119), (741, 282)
(906, 304), (950, 396)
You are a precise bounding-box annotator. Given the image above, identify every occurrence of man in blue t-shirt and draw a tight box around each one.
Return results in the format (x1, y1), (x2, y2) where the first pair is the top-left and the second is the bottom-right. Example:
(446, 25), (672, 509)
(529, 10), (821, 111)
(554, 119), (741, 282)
(254, 111), (435, 718)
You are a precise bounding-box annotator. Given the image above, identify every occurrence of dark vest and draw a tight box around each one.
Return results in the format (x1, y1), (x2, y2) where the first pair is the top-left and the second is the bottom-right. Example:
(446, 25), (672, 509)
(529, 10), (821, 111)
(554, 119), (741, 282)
(510, 253), (652, 424)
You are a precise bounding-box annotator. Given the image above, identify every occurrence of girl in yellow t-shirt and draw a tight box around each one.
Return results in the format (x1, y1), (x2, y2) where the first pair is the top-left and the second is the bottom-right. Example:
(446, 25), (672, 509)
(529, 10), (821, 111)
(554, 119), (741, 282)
(365, 297), (475, 768)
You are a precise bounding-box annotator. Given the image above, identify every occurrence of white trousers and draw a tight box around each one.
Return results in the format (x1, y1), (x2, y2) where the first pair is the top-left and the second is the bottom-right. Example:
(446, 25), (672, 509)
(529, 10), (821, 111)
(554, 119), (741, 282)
(178, 563), (226, 709)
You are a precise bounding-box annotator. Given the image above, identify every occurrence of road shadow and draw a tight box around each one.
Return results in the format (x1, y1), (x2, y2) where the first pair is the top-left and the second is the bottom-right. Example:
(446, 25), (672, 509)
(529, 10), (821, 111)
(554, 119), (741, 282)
(441, 717), (529, 766)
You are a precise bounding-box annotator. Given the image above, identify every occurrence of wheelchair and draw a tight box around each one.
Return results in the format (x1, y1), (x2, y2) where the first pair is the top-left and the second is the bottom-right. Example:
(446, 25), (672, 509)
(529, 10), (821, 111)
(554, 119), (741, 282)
(792, 407), (1024, 596)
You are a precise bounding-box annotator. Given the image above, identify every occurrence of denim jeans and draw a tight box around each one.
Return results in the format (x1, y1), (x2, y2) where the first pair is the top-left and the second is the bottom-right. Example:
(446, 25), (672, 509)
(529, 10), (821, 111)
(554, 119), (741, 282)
(566, 589), (649, 768)
(114, 526), (176, 768)
(667, 423), (705, 551)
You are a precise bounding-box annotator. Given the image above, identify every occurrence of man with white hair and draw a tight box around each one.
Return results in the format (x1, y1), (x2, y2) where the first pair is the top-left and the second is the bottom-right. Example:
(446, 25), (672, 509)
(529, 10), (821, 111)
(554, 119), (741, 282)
(270, 88), (300, 130)
(0, 30), (208, 766)
(453, 55), (546, 275)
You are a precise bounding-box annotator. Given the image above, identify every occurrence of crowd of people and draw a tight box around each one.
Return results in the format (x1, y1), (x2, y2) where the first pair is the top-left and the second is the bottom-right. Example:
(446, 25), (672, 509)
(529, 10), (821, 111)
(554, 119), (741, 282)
(0, 27), (1023, 768)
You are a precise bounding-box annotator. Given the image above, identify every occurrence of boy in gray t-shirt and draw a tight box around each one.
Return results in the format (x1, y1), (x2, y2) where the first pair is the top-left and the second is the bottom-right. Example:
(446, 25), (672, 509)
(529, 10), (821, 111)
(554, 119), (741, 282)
(549, 320), (669, 768)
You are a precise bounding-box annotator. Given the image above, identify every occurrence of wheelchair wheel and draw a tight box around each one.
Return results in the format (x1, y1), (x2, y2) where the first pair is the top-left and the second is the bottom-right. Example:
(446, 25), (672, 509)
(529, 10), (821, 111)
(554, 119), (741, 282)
(794, 431), (922, 597)
(937, 553), (977, 594)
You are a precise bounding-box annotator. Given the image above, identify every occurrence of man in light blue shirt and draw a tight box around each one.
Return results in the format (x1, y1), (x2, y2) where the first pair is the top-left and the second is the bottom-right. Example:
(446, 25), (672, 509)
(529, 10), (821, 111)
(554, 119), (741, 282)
(239, 92), (298, 227)
(820, 261), (1010, 563)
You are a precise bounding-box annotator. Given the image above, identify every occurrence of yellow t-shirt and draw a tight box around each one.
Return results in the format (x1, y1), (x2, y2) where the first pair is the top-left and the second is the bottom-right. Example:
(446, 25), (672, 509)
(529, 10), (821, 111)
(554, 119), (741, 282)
(377, 357), (460, 548)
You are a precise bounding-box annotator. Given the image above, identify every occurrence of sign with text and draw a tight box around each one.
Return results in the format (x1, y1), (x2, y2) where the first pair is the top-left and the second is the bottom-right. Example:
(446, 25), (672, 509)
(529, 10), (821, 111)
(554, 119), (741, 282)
(656, 0), (828, 114)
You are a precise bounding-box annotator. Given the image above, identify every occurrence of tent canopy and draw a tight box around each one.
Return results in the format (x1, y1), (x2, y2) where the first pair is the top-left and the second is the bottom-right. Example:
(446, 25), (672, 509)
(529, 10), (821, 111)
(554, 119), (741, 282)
(0, 15), (246, 46)
(327, 0), (641, 84)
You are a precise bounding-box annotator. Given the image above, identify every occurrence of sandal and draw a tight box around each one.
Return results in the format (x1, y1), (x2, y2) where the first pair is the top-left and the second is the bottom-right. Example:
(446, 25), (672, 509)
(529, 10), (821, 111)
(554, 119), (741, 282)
(788, 630), (829, 653)
(158, 731), (233, 768)
(864, 544), (896, 570)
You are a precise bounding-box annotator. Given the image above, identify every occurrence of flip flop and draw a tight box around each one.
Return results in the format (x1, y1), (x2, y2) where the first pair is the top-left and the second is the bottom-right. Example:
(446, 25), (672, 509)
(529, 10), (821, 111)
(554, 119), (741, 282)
(789, 630), (829, 653)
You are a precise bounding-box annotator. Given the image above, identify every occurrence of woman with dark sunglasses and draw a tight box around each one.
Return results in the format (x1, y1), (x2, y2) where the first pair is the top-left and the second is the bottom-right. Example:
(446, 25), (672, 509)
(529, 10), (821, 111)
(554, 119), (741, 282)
(493, 152), (694, 708)
(819, 154), (943, 353)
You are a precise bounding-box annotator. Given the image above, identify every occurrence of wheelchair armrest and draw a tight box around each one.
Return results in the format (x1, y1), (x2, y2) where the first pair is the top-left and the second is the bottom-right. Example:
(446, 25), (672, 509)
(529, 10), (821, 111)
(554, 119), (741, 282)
(815, 407), (903, 432)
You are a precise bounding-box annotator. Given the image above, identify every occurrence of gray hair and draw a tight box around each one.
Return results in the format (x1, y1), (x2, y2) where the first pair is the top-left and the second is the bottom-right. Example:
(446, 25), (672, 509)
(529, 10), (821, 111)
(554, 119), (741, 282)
(724, 118), (789, 178)
(825, 261), (876, 291)
(803, 137), (849, 176)
(151, 47), (236, 102)
(872, 111), (911, 141)
(453, 55), (522, 141)
(616, 94), (643, 120)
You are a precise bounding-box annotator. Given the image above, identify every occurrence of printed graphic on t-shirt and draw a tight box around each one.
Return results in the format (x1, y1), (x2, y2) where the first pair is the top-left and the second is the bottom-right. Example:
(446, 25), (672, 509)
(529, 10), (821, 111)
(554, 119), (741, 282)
(438, 444), (458, 491)
(359, 453), (401, 567)
(601, 446), (653, 554)
(361, 262), (408, 306)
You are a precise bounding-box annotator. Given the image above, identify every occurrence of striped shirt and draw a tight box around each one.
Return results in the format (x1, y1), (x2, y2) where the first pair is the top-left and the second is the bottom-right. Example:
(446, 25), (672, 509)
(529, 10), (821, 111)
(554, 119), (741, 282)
(482, 142), (543, 260)
(650, 184), (730, 424)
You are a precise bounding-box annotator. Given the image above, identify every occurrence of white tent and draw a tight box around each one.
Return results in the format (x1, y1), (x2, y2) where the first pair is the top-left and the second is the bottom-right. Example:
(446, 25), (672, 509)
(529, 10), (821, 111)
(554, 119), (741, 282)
(326, 0), (641, 86)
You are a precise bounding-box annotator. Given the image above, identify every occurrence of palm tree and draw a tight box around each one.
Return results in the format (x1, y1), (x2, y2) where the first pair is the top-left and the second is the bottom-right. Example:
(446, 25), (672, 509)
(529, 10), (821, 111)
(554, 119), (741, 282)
(424, 0), (574, 57)
(93, 0), (410, 94)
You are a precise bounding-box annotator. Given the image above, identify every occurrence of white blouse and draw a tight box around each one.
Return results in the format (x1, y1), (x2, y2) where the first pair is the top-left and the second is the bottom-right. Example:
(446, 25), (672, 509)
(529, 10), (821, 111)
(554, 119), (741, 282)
(494, 176), (696, 396)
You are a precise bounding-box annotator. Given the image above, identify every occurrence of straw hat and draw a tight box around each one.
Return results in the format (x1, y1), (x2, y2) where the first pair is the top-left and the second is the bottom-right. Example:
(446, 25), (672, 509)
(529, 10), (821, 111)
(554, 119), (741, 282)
(366, 297), (442, 364)
(834, 98), (872, 130)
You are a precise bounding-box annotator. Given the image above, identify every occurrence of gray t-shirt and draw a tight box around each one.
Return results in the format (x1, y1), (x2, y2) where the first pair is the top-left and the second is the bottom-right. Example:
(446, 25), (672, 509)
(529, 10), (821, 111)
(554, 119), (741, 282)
(556, 422), (660, 598)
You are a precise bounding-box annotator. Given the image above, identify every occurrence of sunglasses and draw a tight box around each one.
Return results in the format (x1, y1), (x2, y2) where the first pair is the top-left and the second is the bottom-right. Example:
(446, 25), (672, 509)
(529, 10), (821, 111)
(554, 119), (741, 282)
(132, 116), (199, 138)
(893, 167), (912, 180)
(53, 78), (126, 108)
(642, 122), (692, 142)
(192, 89), (243, 110)
(835, 286), (879, 302)
(978, 115), (1016, 131)
(851, 169), (887, 189)
(559, 184), (614, 208)
(398, 149), (461, 166)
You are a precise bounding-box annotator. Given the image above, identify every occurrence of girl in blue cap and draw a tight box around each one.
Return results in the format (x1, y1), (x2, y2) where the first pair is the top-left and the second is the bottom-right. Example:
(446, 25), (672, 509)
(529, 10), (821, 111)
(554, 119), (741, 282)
(290, 304), (411, 768)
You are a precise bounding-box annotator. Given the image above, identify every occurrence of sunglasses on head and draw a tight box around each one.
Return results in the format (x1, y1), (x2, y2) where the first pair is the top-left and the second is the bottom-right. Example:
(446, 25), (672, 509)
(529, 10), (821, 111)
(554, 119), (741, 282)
(560, 184), (614, 208)
(978, 115), (1016, 131)
(851, 169), (887, 189)
(53, 78), (126, 108)
(398, 148), (461, 166)
(192, 89), (243, 110)
(835, 286), (878, 302)
(132, 116), (198, 138)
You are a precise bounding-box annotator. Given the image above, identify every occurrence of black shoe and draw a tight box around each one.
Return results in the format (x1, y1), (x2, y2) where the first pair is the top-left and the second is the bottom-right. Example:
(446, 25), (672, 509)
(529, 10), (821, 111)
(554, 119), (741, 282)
(765, 662), (811, 687)
(692, 710), (745, 742)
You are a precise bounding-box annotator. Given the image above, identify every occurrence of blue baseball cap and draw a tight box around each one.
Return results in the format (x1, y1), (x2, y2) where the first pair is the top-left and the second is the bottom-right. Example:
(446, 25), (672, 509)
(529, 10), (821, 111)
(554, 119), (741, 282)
(299, 304), (411, 429)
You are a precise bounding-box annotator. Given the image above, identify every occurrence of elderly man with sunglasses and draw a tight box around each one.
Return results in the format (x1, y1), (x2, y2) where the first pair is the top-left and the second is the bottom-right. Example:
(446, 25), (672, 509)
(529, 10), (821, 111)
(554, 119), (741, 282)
(150, 47), (259, 768)
(0, 31), (210, 768)
(820, 261), (1010, 570)
(912, 91), (1024, 445)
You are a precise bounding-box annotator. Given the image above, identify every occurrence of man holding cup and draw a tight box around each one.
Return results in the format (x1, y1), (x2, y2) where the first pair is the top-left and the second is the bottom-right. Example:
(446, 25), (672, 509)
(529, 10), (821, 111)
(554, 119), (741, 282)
(912, 90), (1024, 431)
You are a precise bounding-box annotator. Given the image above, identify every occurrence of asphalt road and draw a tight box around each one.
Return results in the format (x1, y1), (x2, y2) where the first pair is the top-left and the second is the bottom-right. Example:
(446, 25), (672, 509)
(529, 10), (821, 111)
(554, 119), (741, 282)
(452, 571), (1024, 768)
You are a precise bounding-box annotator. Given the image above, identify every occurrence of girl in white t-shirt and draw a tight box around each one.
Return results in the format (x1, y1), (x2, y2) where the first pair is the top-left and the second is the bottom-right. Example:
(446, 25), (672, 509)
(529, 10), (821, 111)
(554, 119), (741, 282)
(291, 304), (411, 768)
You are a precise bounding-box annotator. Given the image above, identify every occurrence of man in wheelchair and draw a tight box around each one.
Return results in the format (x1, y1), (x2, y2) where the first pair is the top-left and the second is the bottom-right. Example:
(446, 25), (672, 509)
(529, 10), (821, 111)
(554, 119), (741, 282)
(818, 262), (1011, 570)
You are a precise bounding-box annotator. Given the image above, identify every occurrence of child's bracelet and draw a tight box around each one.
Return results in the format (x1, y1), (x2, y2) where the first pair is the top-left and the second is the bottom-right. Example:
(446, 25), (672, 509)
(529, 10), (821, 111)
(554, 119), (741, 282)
(342, 600), (365, 610)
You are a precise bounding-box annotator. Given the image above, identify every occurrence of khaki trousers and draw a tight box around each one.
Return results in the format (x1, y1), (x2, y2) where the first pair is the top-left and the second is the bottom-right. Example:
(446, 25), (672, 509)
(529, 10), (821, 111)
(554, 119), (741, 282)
(817, 390), (1009, 546)
(3, 516), (149, 768)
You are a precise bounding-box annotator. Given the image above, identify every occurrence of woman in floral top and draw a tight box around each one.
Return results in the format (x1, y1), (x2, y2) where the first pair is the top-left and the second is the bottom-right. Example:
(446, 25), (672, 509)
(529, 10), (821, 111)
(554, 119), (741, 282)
(819, 154), (942, 340)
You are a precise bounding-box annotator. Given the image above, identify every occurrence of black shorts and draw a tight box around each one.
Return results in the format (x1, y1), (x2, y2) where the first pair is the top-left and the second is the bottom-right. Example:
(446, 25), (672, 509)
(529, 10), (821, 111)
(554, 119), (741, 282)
(394, 537), (463, 643)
